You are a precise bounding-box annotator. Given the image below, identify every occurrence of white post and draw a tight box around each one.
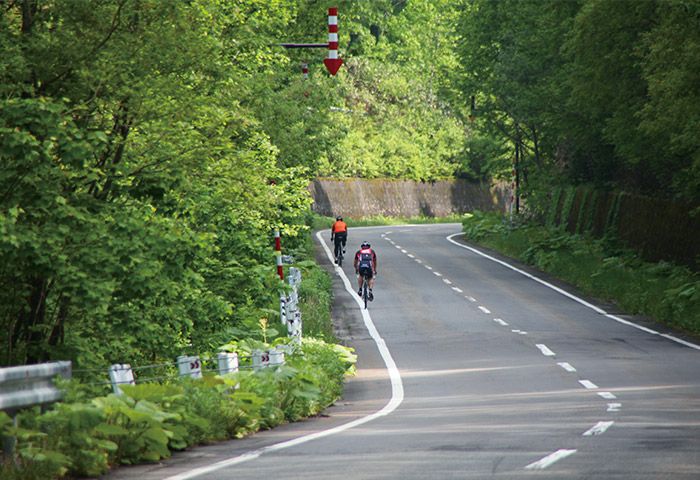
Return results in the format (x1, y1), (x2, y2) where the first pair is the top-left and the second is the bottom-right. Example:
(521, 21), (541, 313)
(252, 350), (271, 372)
(216, 352), (239, 375)
(269, 347), (286, 369)
(109, 364), (135, 394)
(280, 293), (288, 326)
(177, 355), (202, 379)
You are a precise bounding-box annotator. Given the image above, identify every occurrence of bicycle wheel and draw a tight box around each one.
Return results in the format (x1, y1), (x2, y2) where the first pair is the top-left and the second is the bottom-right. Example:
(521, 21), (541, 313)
(337, 252), (343, 267)
(363, 280), (368, 309)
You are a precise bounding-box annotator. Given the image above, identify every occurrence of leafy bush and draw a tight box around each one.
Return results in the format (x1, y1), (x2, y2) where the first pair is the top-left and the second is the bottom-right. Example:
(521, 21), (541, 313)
(0, 338), (355, 480)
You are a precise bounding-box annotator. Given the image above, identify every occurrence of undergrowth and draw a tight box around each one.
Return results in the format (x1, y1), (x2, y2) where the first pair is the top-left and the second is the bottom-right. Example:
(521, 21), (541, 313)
(462, 211), (700, 335)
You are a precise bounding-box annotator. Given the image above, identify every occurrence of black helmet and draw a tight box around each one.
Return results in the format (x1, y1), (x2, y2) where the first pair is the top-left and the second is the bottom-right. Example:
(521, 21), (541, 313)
(336, 216), (343, 221)
(361, 241), (370, 248)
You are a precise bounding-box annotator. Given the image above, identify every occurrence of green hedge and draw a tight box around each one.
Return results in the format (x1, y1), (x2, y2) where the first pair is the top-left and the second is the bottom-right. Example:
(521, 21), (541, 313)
(550, 187), (699, 269)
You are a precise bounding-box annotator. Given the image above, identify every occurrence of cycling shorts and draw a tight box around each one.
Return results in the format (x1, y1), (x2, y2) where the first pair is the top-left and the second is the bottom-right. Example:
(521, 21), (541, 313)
(358, 266), (373, 278)
(334, 232), (347, 244)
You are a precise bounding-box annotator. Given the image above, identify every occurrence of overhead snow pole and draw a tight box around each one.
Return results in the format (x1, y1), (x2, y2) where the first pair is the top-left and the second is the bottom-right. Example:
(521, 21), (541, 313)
(323, 8), (343, 75)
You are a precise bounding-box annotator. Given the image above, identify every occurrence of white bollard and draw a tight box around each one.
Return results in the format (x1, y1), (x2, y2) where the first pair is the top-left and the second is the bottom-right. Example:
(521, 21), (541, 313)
(252, 350), (271, 372)
(280, 293), (288, 326)
(268, 347), (286, 369)
(216, 352), (239, 375)
(177, 355), (202, 379)
(109, 364), (135, 394)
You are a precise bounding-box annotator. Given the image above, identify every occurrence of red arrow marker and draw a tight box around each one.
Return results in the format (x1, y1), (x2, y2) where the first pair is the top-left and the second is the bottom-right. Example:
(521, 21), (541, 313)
(324, 8), (343, 75)
(324, 58), (343, 75)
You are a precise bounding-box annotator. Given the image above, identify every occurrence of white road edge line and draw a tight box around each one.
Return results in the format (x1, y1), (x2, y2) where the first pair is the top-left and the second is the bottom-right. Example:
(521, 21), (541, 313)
(446, 233), (700, 351)
(525, 449), (577, 470)
(163, 233), (405, 480)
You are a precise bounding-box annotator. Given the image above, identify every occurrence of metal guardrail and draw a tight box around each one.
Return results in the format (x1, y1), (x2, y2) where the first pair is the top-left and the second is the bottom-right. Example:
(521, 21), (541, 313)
(0, 361), (72, 412)
(0, 361), (72, 453)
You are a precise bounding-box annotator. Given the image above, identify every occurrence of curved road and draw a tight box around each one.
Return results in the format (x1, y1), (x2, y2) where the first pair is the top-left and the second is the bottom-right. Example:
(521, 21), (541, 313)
(102, 224), (700, 480)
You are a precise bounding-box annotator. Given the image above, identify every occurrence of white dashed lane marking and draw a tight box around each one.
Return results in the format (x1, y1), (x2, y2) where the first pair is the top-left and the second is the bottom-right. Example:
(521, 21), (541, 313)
(536, 344), (556, 356)
(557, 362), (577, 372)
(525, 449), (577, 470)
(583, 421), (615, 436)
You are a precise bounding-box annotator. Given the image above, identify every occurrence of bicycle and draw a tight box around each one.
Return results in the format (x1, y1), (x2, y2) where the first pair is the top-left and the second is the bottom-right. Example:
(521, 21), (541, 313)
(360, 275), (369, 309)
(333, 237), (346, 266)
(358, 272), (375, 309)
(335, 247), (344, 267)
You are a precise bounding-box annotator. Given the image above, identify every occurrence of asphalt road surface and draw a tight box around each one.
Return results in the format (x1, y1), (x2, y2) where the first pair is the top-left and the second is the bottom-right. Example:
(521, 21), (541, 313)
(100, 224), (700, 480)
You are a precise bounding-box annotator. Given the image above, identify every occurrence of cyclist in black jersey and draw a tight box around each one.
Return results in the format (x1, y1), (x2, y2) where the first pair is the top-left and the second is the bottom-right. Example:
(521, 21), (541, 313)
(354, 241), (377, 300)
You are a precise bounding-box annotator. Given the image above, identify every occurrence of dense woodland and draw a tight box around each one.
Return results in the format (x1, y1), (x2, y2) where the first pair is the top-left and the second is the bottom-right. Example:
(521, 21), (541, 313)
(1, 0), (698, 367)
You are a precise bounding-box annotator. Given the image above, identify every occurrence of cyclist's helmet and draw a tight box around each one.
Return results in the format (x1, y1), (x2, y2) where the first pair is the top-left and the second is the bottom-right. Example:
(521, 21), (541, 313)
(361, 241), (370, 249)
(336, 216), (343, 221)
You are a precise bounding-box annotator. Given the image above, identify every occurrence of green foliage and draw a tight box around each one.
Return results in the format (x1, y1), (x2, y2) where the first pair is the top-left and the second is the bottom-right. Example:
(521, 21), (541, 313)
(1, 338), (355, 479)
(462, 212), (700, 335)
(0, 1), (315, 369)
(452, 0), (700, 203)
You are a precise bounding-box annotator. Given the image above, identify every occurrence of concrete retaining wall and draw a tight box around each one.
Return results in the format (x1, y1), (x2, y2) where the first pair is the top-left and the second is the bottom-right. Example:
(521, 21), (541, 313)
(308, 178), (509, 219)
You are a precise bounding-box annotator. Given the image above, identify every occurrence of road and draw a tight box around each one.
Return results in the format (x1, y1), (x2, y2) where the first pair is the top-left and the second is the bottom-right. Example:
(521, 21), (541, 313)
(101, 224), (700, 480)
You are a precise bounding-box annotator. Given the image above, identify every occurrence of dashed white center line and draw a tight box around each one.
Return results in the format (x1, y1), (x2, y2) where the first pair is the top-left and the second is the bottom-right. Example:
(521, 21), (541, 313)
(401, 249), (407, 253)
(465, 296), (476, 302)
(407, 254), (415, 258)
(451, 287), (463, 293)
(493, 318), (509, 326)
(557, 362), (577, 372)
(536, 344), (556, 356)
(443, 279), (452, 285)
(425, 265), (433, 270)
(433, 272), (443, 277)
(478, 306), (491, 314)
(583, 421), (615, 436)
(579, 380), (599, 389)
(607, 403), (622, 412)
(512, 329), (528, 335)
(415, 259), (422, 264)
(525, 449), (577, 470)
(598, 392), (617, 400)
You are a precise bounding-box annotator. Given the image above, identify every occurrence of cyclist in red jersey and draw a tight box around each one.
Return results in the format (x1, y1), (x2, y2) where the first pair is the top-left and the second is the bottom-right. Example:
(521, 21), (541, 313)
(330, 216), (347, 264)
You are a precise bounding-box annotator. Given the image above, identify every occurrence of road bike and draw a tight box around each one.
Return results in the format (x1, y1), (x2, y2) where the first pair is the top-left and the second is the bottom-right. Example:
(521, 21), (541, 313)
(359, 272), (376, 309)
(361, 275), (369, 309)
(334, 239), (345, 266)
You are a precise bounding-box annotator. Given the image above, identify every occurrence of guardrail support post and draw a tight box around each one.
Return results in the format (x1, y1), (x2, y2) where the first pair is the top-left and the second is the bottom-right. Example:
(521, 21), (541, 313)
(177, 356), (202, 379)
(109, 364), (135, 394)
(216, 352), (239, 375)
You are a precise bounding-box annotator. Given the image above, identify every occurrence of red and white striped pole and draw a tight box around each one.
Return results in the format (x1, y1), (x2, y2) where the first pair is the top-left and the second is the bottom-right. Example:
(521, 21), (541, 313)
(323, 8), (343, 75)
(274, 229), (284, 281)
(302, 63), (308, 80)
